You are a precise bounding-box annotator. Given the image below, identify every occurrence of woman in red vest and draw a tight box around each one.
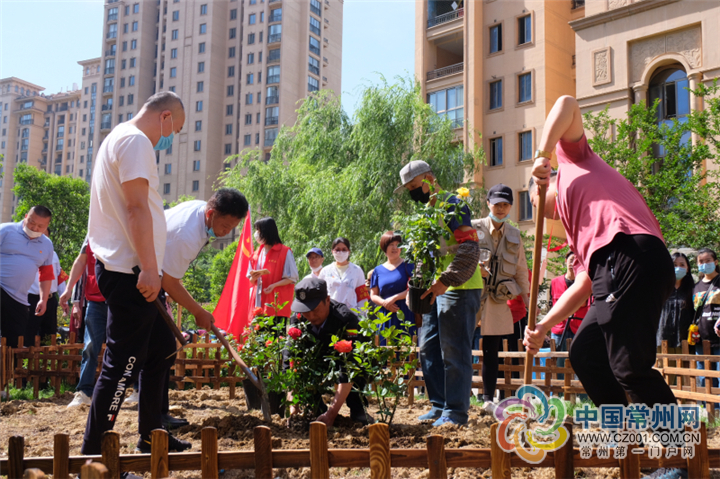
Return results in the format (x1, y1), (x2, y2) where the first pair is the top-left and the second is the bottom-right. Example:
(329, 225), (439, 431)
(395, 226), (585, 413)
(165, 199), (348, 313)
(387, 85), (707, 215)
(549, 252), (591, 351)
(248, 217), (299, 323)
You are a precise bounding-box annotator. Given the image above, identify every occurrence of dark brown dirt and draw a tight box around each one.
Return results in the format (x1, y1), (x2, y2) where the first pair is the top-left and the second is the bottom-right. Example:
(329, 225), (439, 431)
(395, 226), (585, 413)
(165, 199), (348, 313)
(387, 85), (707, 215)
(1, 388), (718, 478)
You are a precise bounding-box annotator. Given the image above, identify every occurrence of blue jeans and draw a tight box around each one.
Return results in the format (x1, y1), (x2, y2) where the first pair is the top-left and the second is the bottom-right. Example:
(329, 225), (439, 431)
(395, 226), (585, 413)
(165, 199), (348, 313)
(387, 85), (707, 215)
(77, 301), (108, 396)
(551, 331), (575, 380)
(695, 342), (720, 393)
(419, 288), (481, 424)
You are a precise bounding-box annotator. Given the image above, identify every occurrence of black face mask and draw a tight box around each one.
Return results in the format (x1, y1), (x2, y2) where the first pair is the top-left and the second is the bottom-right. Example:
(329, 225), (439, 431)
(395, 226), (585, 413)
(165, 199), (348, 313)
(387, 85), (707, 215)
(409, 186), (430, 204)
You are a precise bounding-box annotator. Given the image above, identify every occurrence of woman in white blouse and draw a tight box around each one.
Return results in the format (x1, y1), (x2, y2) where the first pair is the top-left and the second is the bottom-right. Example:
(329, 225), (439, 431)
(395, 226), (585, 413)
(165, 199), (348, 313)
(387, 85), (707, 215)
(319, 237), (369, 312)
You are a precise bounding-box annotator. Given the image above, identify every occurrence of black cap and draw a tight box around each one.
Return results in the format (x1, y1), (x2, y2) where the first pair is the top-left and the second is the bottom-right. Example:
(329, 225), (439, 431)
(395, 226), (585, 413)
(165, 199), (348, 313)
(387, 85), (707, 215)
(487, 184), (513, 205)
(292, 276), (328, 313)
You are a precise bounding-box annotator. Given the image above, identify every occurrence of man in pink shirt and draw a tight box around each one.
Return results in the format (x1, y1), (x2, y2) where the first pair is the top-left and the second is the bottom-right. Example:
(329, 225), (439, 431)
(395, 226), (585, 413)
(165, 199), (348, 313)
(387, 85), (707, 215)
(525, 96), (676, 413)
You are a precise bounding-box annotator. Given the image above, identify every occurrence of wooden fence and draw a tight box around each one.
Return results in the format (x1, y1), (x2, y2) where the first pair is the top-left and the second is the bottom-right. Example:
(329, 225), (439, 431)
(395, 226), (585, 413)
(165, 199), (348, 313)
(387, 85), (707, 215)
(0, 333), (242, 399)
(1, 422), (716, 479)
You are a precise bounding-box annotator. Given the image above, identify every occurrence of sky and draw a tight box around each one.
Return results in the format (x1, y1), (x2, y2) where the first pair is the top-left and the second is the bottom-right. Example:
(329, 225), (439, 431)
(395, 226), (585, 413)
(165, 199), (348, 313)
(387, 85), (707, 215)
(0, 0), (415, 117)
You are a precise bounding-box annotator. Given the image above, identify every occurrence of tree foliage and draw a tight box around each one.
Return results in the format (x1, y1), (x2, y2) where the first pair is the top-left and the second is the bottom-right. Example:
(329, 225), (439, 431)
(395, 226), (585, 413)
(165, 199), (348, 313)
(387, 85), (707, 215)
(12, 164), (90, 271)
(583, 81), (720, 251)
(222, 77), (483, 275)
(210, 241), (238, 302)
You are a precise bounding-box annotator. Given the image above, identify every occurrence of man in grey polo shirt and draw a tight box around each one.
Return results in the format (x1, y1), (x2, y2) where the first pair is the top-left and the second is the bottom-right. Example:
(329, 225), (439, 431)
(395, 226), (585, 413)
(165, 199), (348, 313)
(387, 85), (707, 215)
(0, 205), (55, 348)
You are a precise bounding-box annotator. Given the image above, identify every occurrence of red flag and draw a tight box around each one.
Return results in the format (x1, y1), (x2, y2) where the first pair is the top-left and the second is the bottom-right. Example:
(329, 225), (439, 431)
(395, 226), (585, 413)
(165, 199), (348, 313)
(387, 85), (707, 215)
(213, 212), (253, 339)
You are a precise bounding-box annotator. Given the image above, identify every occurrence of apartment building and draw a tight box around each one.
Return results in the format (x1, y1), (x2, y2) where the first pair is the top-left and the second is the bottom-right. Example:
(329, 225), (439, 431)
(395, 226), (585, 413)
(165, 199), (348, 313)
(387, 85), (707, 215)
(0, 78), (83, 222)
(95, 0), (343, 208)
(416, 0), (584, 234)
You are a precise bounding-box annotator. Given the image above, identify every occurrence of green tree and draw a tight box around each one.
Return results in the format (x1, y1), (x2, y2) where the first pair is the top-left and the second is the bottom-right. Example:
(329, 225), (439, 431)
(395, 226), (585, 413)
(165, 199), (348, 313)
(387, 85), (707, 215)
(12, 164), (90, 271)
(222, 77), (483, 275)
(210, 241), (238, 302)
(182, 247), (219, 304)
(583, 81), (720, 251)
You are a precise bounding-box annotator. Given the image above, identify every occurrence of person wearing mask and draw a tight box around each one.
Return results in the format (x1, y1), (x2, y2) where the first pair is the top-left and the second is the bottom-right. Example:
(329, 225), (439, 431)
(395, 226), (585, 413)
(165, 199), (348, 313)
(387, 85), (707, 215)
(692, 248), (720, 392)
(248, 217), (299, 321)
(81, 91), (188, 456)
(27, 238), (67, 342)
(304, 247), (325, 279)
(472, 184), (529, 411)
(369, 231), (416, 344)
(319, 237), (369, 312)
(0, 206), (55, 349)
(526, 95), (679, 479)
(395, 160), (483, 427)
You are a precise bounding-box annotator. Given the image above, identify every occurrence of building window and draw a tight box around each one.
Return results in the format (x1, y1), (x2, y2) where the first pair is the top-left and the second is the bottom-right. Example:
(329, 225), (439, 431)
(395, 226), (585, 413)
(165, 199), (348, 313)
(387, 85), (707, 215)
(130, 39), (137, 50)
(518, 72), (532, 103)
(519, 131), (532, 162)
(265, 106), (279, 125)
(198, 62), (205, 73)
(247, 73), (254, 85)
(649, 68), (691, 157)
(310, 17), (321, 36)
(165, 143), (171, 154)
(227, 85), (235, 96)
(246, 93), (253, 104)
(518, 15), (531, 45)
(171, 29), (179, 40)
(249, 13), (256, 24)
(427, 85), (464, 128)
(229, 47), (236, 58)
(245, 113), (252, 125)
(195, 120), (202, 131)
(256, 133), (260, 145)
(190, 160), (199, 171)
(490, 24), (502, 54)
(164, 183), (171, 195)
(200, 4), (207, 15)
(309, 56), (320, 75)
(225, 143), (232, 155)
(264, 128), (278, 147)
(226, 104), (233, 116)
(267, 65), (280, 84)
(120, 77), (126, 88)
(199, 42), (206, 53)
(133, 3), (139, 13)
(490, 80), (502, 110)
(130, 57), (136, 67)
(229, 28), (236, 39)
(269, 24), (281, 43)
(270, 8), (282, 22)
(309, 36), (320, 55)
(519, 191), (533, 221)
(260, 11), (265, 22)
(244, 134), (251, 146)
(164, 164), (172, 175)
(194, 140), (201, 151)
(225, 124), (232, 135)
(248, 53), (255, 64)
(128, 94), (134, 105)
(230, 9), (237, 20)
(228, 66), (235, 77)
(132, 21), (138, 31)
(200, 23), (207, 34)
(197, 81), (204, 92)
(129, 75), (135, 86)
(489, 137), (503, 167)
(248, 33), (255, 44)
(196, 100), (203, 111)
(119, 96), (124, 106)
(170, 67), (177, 78)
(122, 41), (128, 51)
(311, 0), (322, 16)
(308, 76), (319, 92)
(190, 180), (199, 191)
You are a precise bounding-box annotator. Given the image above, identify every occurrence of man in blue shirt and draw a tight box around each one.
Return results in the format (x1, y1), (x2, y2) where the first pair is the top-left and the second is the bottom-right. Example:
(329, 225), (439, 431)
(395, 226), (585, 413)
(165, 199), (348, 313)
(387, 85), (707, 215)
(0, 205), (55, 348)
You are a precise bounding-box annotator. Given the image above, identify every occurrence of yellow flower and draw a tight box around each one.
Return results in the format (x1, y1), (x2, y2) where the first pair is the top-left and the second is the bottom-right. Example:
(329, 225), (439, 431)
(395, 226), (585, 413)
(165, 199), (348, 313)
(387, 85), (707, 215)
(456, 187), (470, 199)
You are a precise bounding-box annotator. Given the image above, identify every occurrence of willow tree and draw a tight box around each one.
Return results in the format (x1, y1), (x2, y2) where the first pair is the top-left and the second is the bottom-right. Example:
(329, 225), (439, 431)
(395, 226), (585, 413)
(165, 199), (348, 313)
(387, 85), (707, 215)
(222, 77), (483, 275)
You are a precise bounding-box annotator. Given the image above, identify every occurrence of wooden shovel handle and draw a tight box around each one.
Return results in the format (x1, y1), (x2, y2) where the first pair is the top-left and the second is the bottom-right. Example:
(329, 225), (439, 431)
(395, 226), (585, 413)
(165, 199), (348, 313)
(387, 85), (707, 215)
(524, 183), (547, 385)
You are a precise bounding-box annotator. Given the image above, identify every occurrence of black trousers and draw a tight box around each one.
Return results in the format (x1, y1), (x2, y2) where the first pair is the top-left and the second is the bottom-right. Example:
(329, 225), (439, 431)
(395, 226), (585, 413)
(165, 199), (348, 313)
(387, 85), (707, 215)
(81, 261), (176, 455)
(0, 287), (29, 348)
(569, 234), (676, 408)
(27, 293), (59, 340)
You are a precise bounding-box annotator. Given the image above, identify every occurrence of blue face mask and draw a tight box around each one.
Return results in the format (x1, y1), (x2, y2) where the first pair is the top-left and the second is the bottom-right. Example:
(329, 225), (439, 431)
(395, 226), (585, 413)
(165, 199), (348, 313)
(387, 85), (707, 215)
(489, 212), (508, 223)
(699, 262), (716, 275)
(674, 267), (687, 280)
(154, 115), (174, 151)
(206, 213), (216, 239)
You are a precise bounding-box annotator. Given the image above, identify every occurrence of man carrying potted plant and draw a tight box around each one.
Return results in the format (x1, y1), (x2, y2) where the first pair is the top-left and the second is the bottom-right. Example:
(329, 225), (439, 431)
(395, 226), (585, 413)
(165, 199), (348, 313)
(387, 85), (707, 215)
(394, 160), (483, 426)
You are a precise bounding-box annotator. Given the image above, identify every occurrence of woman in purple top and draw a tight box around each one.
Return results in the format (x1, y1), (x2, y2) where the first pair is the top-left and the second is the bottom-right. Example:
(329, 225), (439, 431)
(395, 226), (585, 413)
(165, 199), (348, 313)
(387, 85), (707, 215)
(369, 231), (416, 345)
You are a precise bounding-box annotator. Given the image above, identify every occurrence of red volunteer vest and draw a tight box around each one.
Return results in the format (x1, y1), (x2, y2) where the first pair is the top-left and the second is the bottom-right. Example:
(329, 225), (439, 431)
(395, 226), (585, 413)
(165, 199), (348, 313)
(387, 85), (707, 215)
(249, 243), (294, 319)
(549, 275), (590, 335)
(85, 242), (105, 302)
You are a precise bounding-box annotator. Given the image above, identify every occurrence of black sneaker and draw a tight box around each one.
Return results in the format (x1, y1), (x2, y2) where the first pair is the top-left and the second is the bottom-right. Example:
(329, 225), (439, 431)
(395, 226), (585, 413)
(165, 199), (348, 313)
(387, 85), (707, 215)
(136, 433), (192, 454)
(161, 413), (189, 430)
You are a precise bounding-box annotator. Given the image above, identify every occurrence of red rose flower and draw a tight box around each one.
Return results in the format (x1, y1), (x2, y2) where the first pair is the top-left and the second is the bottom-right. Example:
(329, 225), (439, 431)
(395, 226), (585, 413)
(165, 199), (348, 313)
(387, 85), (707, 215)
(288, 327), (302, 340)
(265, 339), (273, 347)
(289, 360), (295, 368)
(334, 340), (353, 353)
(254, 324), (260, 331)
(253, 307), (264, 317)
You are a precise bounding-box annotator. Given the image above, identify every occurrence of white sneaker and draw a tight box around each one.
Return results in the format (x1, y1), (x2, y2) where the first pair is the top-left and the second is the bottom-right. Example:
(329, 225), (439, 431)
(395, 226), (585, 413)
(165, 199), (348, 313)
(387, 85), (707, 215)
(482, 401), (498, 415)
(67, 391), (92, 408)
(125, 390), (139, 404)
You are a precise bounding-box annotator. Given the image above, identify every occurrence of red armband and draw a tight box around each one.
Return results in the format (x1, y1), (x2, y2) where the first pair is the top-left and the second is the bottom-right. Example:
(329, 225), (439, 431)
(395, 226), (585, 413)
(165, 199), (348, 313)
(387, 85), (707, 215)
(454, 229), (479, 244)
(39, 265), (56, 282)
(355, 284), (370, 302)
(58, 269), (69, 284)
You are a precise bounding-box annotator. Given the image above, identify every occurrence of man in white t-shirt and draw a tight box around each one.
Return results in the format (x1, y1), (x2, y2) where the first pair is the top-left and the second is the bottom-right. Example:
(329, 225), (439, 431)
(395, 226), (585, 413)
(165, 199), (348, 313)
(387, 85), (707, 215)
(81, 91), (188, 456)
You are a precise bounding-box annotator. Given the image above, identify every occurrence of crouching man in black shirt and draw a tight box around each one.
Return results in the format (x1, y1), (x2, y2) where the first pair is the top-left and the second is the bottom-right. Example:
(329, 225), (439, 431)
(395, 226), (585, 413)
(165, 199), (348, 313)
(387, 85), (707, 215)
(288, 276), (373, 427)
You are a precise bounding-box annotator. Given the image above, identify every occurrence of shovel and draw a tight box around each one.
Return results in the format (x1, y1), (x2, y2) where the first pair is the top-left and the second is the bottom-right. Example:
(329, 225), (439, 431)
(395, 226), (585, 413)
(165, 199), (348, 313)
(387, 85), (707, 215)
(210, 323), (273, 422)
(523, 183), (547, 385)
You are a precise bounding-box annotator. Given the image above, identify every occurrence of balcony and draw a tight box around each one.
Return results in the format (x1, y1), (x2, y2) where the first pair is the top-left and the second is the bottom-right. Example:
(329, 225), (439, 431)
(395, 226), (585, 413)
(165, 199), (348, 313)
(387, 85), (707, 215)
(103, 85), (114, 94)
(106, 30), (117, 40)
(104, 67), (115, 75)
(107, 13), (118, 22)
(268, 55), (280, 65)
(427, 8), (463, 28)
(100, 122), (112, 131)
(308, 83), (319, 92)
(101, 104), (113, 111)
(266, 95), (279, 105)
(268, 33), (281, 44)
(309, 64), (319, 75)
(310, 44), (320, 55)
(105, 49), (116, 57)
(322, 76), (328, 83)
(323, 56), (328, 64)
(265, 116), (278, 126)
(427, 62), (463, 81)
(269, 12), (282, 23)
(310, 25), (320, 35)
(267, 75), (280, 84)
(264, 138), (276, 147)
(311, 4), (321, 16)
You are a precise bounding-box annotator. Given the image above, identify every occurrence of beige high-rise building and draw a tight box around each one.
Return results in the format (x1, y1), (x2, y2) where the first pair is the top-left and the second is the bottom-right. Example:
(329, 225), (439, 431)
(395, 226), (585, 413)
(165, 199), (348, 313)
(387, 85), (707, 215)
(416, 0), (585, 235)
(94, 0), (343, 209)
(0, 78), (83, 222)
